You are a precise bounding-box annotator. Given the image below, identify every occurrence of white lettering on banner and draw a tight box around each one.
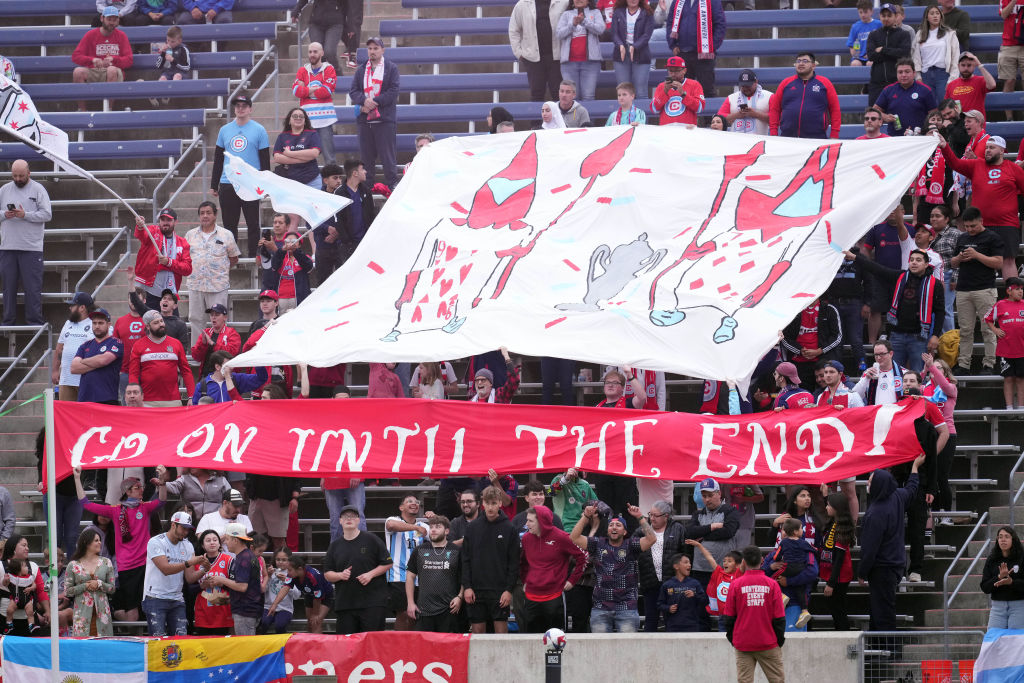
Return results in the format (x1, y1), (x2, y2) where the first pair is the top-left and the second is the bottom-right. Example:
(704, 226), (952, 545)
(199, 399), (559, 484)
(290, 428), (316, 470)
(346, 660), (453, 683)
(623, 418), (659, 476)
(176, 423), (214, 458)
(572, 422), (616, 470)
(384, 424), (421, 473)
(795, 417), (854, 473)
(449, 428), (465, 473)
(213, 424), (258, 464)
(865, 403), (905, 455)
(739, 423), (788, 476)
(514, 425), (569, 469)
(70, 426), (148, 466)
(694, 423), (741, 479)
(423, 425), (439, 473)
(292, 660), (335, 676)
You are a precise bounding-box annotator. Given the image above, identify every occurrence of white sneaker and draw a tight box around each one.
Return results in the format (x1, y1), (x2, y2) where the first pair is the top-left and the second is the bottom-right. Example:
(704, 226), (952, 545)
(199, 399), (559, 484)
(908, 572), (922, 583)
(938, 517), (954, 527)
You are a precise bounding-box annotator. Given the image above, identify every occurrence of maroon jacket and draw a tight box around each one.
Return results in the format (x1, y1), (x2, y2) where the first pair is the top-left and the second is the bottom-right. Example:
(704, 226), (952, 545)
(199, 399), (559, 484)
(519, 505), (587, 600)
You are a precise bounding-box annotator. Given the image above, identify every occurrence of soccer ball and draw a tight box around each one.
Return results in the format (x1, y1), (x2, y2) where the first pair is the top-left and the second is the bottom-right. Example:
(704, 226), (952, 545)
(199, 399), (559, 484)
(542, 627), (566, 652)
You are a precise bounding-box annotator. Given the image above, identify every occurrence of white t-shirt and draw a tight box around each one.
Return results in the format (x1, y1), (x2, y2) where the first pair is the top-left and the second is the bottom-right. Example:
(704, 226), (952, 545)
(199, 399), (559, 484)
(625, 8), (640, 44)
(143, 533), (192, 601)
(410, 362), (456, 392)
(58, 319), (92, 386)
(919, 29), (945, 71)
(899, 236), (944, 282)
(855, 367), (899, 405)
(196, 511), (253, 537)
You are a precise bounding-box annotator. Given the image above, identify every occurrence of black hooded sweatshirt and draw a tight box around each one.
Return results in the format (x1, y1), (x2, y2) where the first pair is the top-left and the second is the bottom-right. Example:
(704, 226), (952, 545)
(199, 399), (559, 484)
(462, 509), (520, 593)
(858, 468), (918, 578)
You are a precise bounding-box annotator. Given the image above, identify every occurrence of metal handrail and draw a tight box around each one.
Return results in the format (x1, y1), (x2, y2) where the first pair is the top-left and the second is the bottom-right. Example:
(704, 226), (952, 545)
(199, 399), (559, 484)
(943, 510), (991, 632)
(152, 135), (207, 220)
(855, 630), (984, 683)
(74, 225), (130, 298)
(225, 43), (278, 117)
(0, 324), (51, 415)
(1008, 448), (1024, 528)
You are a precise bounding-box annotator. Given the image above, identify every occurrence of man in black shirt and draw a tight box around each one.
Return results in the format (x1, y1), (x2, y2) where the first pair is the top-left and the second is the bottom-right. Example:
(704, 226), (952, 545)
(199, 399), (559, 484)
(462, 486), (520, 634)
(324, 505), (393, 634)
(866, 4), (911, 106)
(951, 207), (1004, 374)
(405, 516), (463, 633)
(448, 489), (480, 546)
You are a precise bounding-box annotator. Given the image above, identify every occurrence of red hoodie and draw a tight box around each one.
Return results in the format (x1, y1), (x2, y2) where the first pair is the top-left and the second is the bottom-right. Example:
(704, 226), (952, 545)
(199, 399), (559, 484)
(519, 506), (588, 601)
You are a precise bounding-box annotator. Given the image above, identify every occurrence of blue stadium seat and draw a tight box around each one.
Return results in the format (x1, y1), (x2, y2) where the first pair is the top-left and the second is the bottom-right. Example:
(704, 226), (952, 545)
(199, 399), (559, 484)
(0, 0), (292, 16)
(25, 78), (229, 101)
(0, 22), (277, 48)
(0, 139), (182, 162)
(10, 52), (255, 76)
(44, 109), (206, 131)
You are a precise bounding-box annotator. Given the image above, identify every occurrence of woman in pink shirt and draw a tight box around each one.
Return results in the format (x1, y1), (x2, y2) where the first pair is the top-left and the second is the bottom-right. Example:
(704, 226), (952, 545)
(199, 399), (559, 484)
(74, 466), (166, 622)
(922, 353), (958, 526)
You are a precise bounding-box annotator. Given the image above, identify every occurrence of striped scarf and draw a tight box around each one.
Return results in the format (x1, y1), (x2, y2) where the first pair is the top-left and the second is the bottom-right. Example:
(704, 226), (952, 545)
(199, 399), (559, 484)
(887, 270), (937, 340)
(670, 0), (715, 58)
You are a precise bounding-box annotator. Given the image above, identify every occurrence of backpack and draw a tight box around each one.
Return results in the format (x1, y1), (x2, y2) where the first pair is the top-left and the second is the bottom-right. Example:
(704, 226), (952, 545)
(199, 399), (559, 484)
(936, 329), (959, 368)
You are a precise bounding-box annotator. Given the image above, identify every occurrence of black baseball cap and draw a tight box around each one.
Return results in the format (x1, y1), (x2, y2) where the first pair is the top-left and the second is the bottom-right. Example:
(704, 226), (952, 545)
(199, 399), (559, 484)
(88, 307), (110, 321)
(206, 303), (228, 315)
(158, 207), (177, 220)
(160, 288), (178, 303)
(67, 291), (94, 307)
(737, 69), (757, 84)
(366, 37), (384, 47)
(231, 93), (253, 106)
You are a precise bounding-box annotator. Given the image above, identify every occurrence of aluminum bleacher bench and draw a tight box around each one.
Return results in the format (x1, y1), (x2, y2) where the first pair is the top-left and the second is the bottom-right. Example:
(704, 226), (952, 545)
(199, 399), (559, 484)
(10, 52), (255, 76)
(44, 109), (206, 132)
(0, 0), (293, 16)
(25, 77), (229, 103)
(0, 138), (182, 162)
(0, 22), (277, 48)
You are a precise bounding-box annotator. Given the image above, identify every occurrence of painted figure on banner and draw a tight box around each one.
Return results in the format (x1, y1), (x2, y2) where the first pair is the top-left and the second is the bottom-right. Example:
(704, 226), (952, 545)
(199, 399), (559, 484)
(382, 127), (636, 341)
(556, 233), (667, 313)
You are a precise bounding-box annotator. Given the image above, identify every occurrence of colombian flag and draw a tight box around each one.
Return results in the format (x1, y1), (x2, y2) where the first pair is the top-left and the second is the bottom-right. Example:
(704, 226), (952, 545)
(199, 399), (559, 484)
(146, 634), (291, 683)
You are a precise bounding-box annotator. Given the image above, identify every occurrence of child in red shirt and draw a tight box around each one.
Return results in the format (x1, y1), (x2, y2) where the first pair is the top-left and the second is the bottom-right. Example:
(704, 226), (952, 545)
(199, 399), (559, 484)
(985, 276), (1024, 409)
(687, 539), (743, 632)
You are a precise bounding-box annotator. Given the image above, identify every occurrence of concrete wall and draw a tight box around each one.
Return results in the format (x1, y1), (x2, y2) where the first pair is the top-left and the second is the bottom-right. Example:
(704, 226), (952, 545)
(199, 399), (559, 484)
(468, 632), (859, 682)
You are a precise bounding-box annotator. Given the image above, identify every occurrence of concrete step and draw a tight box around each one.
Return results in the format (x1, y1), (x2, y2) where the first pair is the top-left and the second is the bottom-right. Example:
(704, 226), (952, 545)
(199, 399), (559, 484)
(924, 607), (990, 628)
(0, 450), (39, 469)
(0, 467), (40, 486)
(986, 506), (1024, 525)
(0, 433), (41, 452)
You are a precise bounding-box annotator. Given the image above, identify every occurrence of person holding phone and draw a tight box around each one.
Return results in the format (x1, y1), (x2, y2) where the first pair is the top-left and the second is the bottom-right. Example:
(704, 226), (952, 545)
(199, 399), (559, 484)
(717, 69), (772, 135)
(0, 160), (51, 326)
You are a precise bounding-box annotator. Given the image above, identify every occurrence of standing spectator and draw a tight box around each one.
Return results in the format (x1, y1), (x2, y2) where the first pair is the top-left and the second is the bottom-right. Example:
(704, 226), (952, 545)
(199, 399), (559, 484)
(128, 310), (195, 406)
(72, 8), (132, 110)
(462, 486), (520, 634)
(509, 0), (567, 102)
(557, 80), (591, 127)
(688, 540), (743, 631)
(294, 42), (337, 164)
(859, 456), (925, 632)
(913, 4), (960, 97)
(246, 474), (298, 552)
(768, 53), (841, 139)
(817, 360), (866, 409)
(75, 466), (167, 622)
(684, 478), (740, 591)
(0, 160), (49, 326)
(384, 496), (429, 631)
(717, 70), (771, 135)
(550, 468), (597, 533)
(611, 0), (654, 98)
(35, 431), (82, 557)
(282, 555), (333, 633)
(861, 207), (911, 344)
(447, 489), (480, 545)
(981, 526), (1024, 630)
(657, 554), (708, 632)
(114, 299), (145, 402)
(71, 308), (124, 405)
(638, 499), (686, 632)
(665, 0), (725, 97)
(556, 0), (604, 101)
(293, 0), (345, 75)
(519, 505), (587, 632)
(142, 511), (206, 637)
(949, 207), (1005, 374)
(723, 546), (787, 683)
(961, 108), (990, 160)
(866, 4), (912, 106)
(999, 0), (1024, 119)
(939, 0), (970, 50)
(164, 469), (230, 520)
(184, 202), (240, 340)
(368, 362), (404, 398)
(130, 289), (189, 350)
(211, 95), (270, 255)
(854, 339), (907, 405)
(781, 301), (843, 387)
(155, 25), (190, 82)
(207, 524), (263, 635)
(273, 109), (323, 212)
(405, 516), (462, 633)
(873, 58), (939, 136)
(133, 211), (191, 312)
(131, 0), (176, 25)
(570, 502), (655, 632)
(469, 347), (520, 403)
(191, 350), (268, 403)
(824, 256), (869, 370)
(177, 0), (233, 24)
(816, 493), (855, 631)
(65, 528), (116, 637)
(248, 289), (279, 335)
(190, 303), (241, 377)
(651, 56), (704, 125)
(311, 164), (346, 283)
(849, 0), (882, 66)
(53, 293), (95, 402)
(929, 206), (960, 333)
(349, 38), (400, 190)
(945, 52), (995, 118)
(329, 159), (377, 269)
(190, 530), (234, 635)
(196, 489), (252, 537)
(986, 277), (1024, 409)
(257, 213), (288, 291)
(324, 505), (393, 633)
(321, 468), (366, 541)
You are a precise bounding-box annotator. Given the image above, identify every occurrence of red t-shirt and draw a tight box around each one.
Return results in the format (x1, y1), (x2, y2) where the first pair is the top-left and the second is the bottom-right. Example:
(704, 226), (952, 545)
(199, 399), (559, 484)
(818, 524), (853, 584)
(944, 148), (1024, 227)
(113, 313), (145, 373)
(194, 551), (235, 629)
(597, 0), (614, 29)
(1001, 0), (1024, 46)
(706, 565), (743, 615)
(277, 253), (303, 299)
(923, 399), (945, 429)
(568, 35), (587, 61)
(793, 304), (820, 363)
(985, 298), (1024, 358)
(128, 335), (195, 401)
(723, 569), (786, 652)
(945, 76), (990, 118)
(855, 133), (890, 139)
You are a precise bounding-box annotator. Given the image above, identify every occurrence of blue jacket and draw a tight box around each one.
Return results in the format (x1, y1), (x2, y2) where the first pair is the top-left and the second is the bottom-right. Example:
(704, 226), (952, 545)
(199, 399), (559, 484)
(658, 576), (708, 632)
(858, 469), (918, 577)
(191, 367), (269, 404)
(611, 7), (655, 64)
(267, 247), (314, 304)
(665, 0), (725, 54)
(136, 0), (177, 16)
(349, 59), (401, 125)
(182, 0), (235, 12)
(768, 73), (842, 139)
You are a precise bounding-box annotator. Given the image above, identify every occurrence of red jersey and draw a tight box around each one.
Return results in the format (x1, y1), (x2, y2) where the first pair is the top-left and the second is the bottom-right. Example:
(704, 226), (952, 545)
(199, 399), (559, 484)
(113, 313), (145, 373)
(1001, 0), (1024, 46)
(71, 27), (133, 69)
(855, 133), (890, 139)
(723, 569), (785, 652)
(706, 565), (743, 615)
(651, 79), (705, 125)
(965, 131), (990, 160)
(793, 304), (819, 362)
(945, 75), (991, 118)
(128, 335), (195, 401)
(818, 522), (853, 584)
(622, 368), (660, 410)
(922, 399), (945, 429)
(190, 326), (242, 368)
(194, 551), (234, 629)
(943, 146), (1024, 227)
(985, 298), (1024, 358)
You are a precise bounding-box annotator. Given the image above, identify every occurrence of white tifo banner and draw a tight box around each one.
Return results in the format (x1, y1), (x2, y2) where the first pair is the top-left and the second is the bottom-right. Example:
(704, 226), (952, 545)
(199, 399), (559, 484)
(232, 126), (936, 386)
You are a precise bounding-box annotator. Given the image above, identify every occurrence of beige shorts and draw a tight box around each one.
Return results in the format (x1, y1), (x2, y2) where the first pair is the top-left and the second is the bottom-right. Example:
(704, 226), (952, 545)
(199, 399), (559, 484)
(79, 66), (124, 83)
(248, 497), (289, 538)
(997, 45), (1024, 81)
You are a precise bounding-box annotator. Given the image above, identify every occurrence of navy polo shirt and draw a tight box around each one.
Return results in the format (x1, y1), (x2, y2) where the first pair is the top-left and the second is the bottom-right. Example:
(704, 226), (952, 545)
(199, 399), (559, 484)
(875, 81), (938, 137)
(75, 336), (123, 403)
(344, 184), (365, 241)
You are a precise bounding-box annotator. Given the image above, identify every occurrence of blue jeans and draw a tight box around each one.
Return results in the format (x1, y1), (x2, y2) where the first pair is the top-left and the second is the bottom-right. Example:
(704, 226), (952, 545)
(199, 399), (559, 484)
(891, 331), (928, 372)
(784, 603), (807, 632)
(142, 597), (188, 636)
(357, 120), (398, 189)
(53, 493), (83, 554)
(941, 269), (955, 333)
(0, 250), (44, 325)
(921, 66), (950, 105)
(612, 60), (651, 99)
(590, 608), (640, 633)
(325, 484), (366, 540)
(560, 61), (600, 101)
(988, 599), (1024, 630)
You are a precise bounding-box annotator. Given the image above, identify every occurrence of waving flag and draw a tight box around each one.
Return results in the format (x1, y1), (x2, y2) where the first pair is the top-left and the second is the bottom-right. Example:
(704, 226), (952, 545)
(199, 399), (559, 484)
(147, 633), (290, 683)
(224, 153), (350, 228)
(975, 628), (1024, 682)
(1, 636), (146, 683)
(230, 126), (936, 386)
(0, 74), (69, 163)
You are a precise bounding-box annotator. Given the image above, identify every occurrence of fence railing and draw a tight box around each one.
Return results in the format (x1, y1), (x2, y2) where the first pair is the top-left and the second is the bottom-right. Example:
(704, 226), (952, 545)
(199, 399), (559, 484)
(943, 510), (991, 632)
(0, 324), (51, 415)
(1008, 448), (1024, 528)
(855, 630), (984, 683)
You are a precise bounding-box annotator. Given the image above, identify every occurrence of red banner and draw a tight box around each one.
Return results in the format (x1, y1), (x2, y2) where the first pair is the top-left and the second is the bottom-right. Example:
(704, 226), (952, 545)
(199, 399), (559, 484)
(50, 398), (927, 485)
(283, 632), (469, 683)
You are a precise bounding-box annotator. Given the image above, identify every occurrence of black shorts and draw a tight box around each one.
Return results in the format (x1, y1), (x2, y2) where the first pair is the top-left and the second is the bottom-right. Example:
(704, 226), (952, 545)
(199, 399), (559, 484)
(416, 611), (456, 633)
(1001, 356), (1024, 378)
(386, 582), (408, 613)
(989, 226), (1020, 260)
(112, 565), (144, 613)
(466, 589), (509, 624)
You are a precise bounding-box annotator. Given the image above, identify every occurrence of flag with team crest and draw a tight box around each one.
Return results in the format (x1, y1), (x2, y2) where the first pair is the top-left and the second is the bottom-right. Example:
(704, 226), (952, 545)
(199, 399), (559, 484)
(0, 74), (69, 163)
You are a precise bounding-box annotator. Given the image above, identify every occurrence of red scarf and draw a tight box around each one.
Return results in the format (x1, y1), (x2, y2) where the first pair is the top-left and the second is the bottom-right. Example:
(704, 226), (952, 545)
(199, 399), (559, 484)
(670, 0), (715, 59)
(913, 146), (946, 204)
(363, 58), (384, 121)
(623, 369), (659, 410)
(817, 386), (850, 408)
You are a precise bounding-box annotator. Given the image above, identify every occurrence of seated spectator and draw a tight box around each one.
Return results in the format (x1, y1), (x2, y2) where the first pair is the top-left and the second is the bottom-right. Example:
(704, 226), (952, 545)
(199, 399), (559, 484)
(556, 0), (604, 102)
(980, 526), (1024, 630)
(708, 114), (726, 130)
(848, 0), (881, 66)
(72, 8), (133, 111)
(658, 554), (708, 632)
(985, 277), (1024, 409)
(192, 350), (269, 404)
(651, 56), (704, 125)
(196, 489), (253, 537)
(540, 101), (567, 129)
(156, 25), (190, 82)
(132, 0), (177, 25)
(94, 0), (138, 25)
(605, 82), (646, 126)
(190, 303), (241, 377)
(858, 108), (889, 139)
(717, 70), (771, 135)
(487, 107), (514, 134)
(557, 80), (591, 126)
(178, 0), (233, 24)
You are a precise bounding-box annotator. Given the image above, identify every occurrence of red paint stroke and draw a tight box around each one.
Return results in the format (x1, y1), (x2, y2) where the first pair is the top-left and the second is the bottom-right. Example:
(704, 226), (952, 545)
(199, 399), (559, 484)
(563, 129), (586, 134)
(367, 261), (384, 274)
(674, 227), (693, 239)
(871, 165), (885, 179)
(551, 184), (572, 194)
(336, 302), (358, 311)
(739, 239), (756, 248)
(767, 236), (783, 247)
(717, 284), (731, 293)
(324, 321), (349, 331)
(792, 292), (816, 298)
(545, 317), (567, 328)
(825, 220), (833, 243)
(629, 168), (652, 174)
(596, 197), (613, 204)
(713, 257), (726, 266)
(450, 201), (469, 214)
(563, 259), (580, 272)
(689, 278), (704, 290)
(745, 175), (771, 181)
(462, 151), (474, 156)
(739, 261), (755, 272)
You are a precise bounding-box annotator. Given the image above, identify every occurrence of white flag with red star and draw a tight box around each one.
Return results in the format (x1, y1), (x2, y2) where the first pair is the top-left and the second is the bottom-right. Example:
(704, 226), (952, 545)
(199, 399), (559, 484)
(231, 126), (937, 386)
(224, 153), (350, 228)
(0, 74), (69, 163)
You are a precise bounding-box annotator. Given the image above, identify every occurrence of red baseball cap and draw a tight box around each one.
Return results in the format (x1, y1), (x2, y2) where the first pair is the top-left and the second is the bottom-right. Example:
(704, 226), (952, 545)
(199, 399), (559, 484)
(259, 289), (279, 301)
(666, 56), (686, 68)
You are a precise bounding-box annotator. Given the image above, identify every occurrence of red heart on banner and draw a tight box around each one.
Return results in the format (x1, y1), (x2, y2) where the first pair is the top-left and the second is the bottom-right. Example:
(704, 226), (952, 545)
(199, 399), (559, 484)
(411, 306), (422, 323)
(439, 279), (453, 297)
(459, 263), (473, 284)
(445, 246), (458, 262)
(431, 268), (444, 284)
